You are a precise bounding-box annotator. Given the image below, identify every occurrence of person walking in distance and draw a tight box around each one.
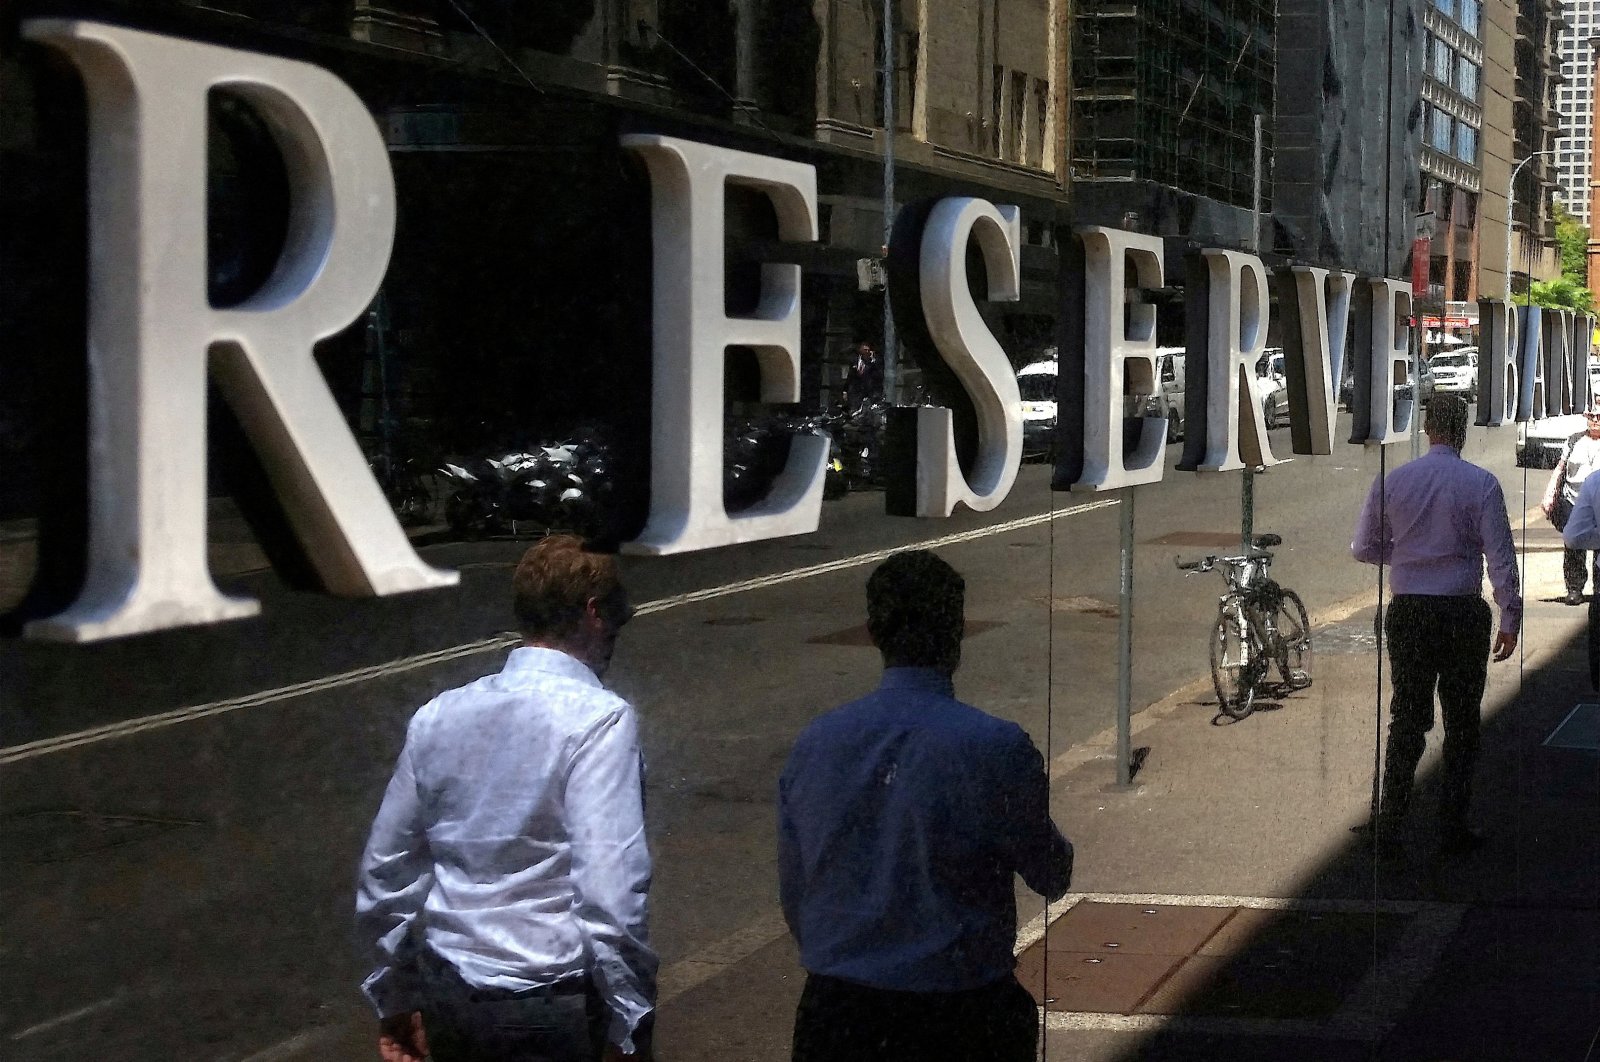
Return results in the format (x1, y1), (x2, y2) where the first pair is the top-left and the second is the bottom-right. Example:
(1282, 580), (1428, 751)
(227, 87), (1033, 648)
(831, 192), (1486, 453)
(356, 535), (655, 1062)
(1351, 395), (1521, 857)
(1540, 405), (1600, 604)
(778, 550), (1073, 1061)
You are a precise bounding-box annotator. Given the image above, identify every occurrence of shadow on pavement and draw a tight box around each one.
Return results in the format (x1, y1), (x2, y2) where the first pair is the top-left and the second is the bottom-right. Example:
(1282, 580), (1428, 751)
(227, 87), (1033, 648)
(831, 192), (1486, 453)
(1086, 617), (1600, 1060)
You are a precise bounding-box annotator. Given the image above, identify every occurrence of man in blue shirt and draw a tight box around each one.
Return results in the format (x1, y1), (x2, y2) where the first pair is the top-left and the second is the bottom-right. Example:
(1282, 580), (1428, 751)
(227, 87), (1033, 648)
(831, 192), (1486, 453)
(778, 550), (1073, 1061)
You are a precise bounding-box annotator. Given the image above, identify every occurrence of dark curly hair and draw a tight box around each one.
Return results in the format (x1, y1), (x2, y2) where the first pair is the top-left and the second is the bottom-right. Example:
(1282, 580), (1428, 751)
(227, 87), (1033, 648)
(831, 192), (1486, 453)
(866, 550), (965, 671)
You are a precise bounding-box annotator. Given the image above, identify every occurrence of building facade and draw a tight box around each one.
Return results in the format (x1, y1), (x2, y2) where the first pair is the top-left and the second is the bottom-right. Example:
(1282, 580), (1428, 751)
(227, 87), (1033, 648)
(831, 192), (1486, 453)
(1508, 0), (1567, 291)
(1272, 0), (1423, 282)
(1068, 0), (1275, 253)
(1556, 0), (1599, 223)
(1420, 0), (1487, 305)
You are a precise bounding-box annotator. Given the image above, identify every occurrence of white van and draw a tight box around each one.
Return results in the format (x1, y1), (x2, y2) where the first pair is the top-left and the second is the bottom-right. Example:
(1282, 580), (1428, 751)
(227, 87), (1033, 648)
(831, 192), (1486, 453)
(1018, 359), (1058, 460)
(1016, 350), (1187, 458)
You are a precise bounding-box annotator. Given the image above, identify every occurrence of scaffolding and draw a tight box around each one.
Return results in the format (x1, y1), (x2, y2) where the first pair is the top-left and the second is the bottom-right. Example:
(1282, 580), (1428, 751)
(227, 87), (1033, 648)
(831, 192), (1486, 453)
(1071, 0), (1276, 210)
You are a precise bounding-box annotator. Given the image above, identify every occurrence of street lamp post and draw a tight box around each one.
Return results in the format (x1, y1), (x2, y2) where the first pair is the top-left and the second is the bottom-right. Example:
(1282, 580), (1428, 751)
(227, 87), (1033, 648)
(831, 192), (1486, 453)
(1505, 148), (1560, 305)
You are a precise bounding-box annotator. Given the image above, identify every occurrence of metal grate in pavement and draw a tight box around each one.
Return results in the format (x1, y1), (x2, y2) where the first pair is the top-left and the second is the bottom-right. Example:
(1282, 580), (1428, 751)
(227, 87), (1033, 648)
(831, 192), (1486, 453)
(1544, 703), (1600, 750)
(1016, 893), (1465, 1042)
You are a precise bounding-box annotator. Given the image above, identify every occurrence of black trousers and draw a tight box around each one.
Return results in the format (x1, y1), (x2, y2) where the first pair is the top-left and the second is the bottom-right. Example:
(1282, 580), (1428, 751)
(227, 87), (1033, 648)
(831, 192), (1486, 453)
(418, 951), (608, 1062)
(792, 972), (1038, 1062)
(1589, 587), (1600, 690)
(1564, 547), (1590, 594)
(1380, 595), (1492, 831)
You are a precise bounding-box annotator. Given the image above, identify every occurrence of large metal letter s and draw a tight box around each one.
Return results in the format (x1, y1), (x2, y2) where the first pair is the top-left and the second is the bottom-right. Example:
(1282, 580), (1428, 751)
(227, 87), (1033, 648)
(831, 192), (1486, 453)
(911, 198), (1023, 516)
(22, 20), (455, 643)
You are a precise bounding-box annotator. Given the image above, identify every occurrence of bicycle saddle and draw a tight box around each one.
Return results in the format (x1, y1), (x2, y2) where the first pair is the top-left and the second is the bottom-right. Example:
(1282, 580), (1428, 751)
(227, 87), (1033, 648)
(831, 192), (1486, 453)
(1252, 533), (1282, 549)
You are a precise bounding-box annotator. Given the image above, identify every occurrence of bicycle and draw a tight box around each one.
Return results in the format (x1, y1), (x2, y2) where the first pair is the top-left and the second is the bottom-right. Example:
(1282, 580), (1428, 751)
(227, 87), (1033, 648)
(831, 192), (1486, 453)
(1176, 533), (1313, 720)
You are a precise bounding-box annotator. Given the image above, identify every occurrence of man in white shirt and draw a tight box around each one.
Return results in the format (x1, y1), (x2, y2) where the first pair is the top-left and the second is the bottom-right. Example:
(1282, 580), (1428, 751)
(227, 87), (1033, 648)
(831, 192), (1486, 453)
(1540, 408), (1600, 605)
(356, 535), (655, 1062)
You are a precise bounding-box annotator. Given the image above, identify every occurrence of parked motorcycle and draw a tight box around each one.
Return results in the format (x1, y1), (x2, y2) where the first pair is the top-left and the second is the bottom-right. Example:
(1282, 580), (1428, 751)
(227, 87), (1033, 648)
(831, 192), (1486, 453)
(438, 432), (617, 540)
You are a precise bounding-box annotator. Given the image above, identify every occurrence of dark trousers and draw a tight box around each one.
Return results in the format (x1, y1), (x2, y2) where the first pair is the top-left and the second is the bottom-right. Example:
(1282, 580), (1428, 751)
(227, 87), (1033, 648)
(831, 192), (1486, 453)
(1564, 547), (1590, 594)
(792, 972), (1038, 1062)
(418, 951), (607, 1062)
(1589, 587), (1600, 690)
(1380, 595), (1492, 832)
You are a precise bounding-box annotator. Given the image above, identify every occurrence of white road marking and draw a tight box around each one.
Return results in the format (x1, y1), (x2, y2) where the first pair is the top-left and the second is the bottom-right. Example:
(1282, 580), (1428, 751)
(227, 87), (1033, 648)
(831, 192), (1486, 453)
(657, 912), (792, 1004)
(8, 992), (126, 1040)
(232, 1027), (346, 1062)
(0, 499), (1119, 765)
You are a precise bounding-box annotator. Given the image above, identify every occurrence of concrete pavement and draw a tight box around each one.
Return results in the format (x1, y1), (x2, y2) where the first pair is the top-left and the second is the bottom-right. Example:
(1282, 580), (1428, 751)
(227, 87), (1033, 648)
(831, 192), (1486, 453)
(245, 522), (1599, 1062)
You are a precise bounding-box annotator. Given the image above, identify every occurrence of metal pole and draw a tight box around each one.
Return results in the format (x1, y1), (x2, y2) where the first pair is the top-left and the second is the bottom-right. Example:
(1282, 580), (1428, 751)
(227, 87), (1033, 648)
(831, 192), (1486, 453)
(1243, 113), (1262, 552)
(881, 0), (898, 405)
(1115, 488), (1135, 786)
(1410, 314), (1421, 459)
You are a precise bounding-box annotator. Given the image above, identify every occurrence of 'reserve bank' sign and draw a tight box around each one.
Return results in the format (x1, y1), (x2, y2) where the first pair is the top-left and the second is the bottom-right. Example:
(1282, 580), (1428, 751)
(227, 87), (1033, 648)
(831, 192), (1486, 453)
(15, 20), (1595, 643)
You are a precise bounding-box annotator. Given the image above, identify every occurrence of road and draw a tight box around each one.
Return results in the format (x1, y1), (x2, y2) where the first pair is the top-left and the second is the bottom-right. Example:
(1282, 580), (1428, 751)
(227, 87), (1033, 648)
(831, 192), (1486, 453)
(0, 419), (1541, 1061)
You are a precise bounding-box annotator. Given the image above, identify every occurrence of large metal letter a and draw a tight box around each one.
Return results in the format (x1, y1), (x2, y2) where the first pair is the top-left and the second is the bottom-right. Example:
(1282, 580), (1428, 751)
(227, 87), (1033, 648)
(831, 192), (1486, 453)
(23, 21), (456, 642)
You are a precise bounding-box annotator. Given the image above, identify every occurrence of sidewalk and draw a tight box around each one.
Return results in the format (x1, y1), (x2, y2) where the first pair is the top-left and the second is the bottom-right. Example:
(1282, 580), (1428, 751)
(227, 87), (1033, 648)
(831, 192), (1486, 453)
(650, 528), (1599, 1060)
(1016, 524), (1600, 1060)
(38, 524), (1597, 1061)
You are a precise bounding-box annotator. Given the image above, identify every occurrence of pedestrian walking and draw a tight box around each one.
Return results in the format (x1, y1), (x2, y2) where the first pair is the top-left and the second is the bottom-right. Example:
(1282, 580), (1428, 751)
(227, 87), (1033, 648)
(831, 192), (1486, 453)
(1351, 395), (1521, 857)
(1561, 469), (1600, 689)
(777, 550), (1073, 1062)
(356, 535), (655, 1062)
(1540, 407), (1600, 604)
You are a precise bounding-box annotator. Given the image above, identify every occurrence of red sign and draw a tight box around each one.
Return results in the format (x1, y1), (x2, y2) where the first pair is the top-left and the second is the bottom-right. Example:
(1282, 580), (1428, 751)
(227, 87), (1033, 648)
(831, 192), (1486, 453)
(1411, 236), (1430, 297)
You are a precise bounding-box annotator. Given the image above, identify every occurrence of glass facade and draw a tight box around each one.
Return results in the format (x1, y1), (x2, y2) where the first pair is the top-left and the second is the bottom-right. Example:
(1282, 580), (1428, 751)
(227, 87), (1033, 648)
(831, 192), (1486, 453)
(0, 5), (1594, 1062)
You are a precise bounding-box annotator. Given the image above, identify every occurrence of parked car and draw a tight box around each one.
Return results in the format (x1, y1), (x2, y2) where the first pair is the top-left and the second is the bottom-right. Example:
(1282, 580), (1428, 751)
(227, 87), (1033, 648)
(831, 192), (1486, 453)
(1426, 350), (1478, 400)
(1156, 347), (1186, 442)
(1018, 359), (1058, 460)
(1256, 348), (1289, 428)
(1518, 412), (1585, 468)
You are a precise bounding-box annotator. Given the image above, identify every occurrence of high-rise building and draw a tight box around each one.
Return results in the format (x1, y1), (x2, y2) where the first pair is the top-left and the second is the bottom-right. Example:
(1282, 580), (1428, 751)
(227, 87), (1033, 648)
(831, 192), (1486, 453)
(1507, 0), (1567, 291)
(1272, 1), (1422, 280)
(1068, 0), (1276, 250)
(1419, 0), (1487, 304)
(1556, 0), (1597, 223)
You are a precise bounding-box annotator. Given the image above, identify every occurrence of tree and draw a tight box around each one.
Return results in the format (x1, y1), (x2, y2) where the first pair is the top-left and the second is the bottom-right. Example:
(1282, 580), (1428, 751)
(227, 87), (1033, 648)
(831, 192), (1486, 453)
(1517, 276), (1597, 315)
(1552, 200), (1589, 287)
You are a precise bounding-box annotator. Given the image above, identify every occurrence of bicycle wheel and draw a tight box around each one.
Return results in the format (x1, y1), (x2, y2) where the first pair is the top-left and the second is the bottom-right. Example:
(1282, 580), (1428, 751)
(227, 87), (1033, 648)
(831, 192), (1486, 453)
(1210, 601), (1258, 719)
(1273, 589), (1313, 690)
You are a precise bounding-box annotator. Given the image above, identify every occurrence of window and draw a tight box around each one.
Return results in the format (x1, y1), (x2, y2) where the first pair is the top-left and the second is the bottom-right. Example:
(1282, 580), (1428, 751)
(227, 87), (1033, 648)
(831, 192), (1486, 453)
(992, 65), (1003, 156)
(1431, 38), (1452, 83)
(1459, 0), (1481, 33)
(1033, 77), (1049, 169)
(1433, 110), (1455, 153)
(1011, 71), (1027, 163)
(1456, 122), (1478, 164)
(1458, 58), (1479, 100)
(1432, 0), (1456, 19)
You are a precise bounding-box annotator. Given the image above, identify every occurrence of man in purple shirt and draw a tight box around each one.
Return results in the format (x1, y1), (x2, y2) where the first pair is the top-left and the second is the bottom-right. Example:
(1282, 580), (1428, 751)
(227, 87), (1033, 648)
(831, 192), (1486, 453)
(1351, 395), (1521, 856)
